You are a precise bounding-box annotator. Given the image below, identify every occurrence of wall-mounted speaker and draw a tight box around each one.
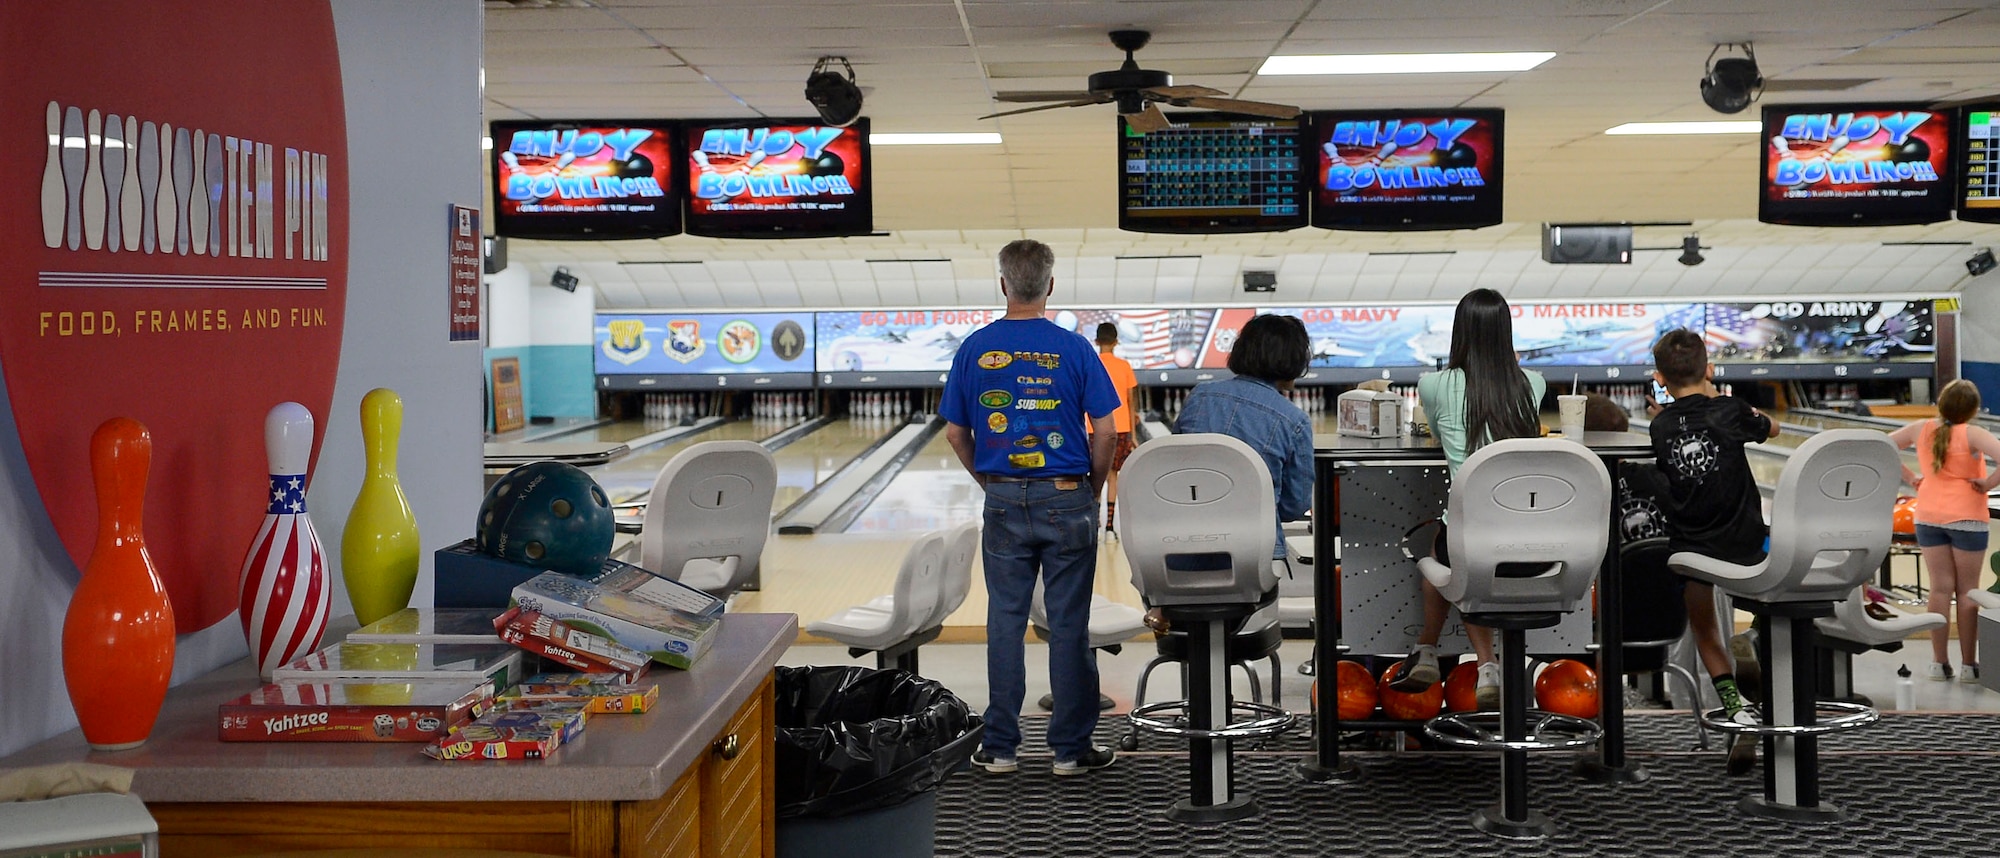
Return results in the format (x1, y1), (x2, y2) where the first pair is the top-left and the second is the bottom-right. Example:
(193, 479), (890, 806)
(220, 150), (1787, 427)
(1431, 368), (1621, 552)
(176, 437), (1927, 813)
(483, 235), (507, 274)
(1242, 270), (1277, 292)
(1541, 224), (1633, 264)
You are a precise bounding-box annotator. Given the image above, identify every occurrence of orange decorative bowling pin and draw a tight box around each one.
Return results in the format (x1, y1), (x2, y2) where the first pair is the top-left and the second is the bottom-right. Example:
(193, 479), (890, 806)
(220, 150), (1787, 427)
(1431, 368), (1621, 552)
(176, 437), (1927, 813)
(62, 418), (176, 750)
(342, 388), (420, 626)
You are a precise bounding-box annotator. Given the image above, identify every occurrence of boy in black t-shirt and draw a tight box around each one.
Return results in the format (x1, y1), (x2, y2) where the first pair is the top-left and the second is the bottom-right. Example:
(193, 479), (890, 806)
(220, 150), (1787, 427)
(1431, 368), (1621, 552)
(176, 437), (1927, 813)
(1646, 329), (1779, 775)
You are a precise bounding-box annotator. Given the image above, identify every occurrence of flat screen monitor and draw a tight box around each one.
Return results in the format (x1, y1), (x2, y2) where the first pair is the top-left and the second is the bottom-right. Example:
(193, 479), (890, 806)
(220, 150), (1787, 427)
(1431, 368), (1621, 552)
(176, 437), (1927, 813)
(595, 312), (814, 376)
(1959, 105), (2000, 224)
(490, 120), (680, 240)
(1758, 104), (1952, 226)
(1117, 112), (1307, 234)
(1310, 109), (1504, 231)
(682, 118), (872, 238)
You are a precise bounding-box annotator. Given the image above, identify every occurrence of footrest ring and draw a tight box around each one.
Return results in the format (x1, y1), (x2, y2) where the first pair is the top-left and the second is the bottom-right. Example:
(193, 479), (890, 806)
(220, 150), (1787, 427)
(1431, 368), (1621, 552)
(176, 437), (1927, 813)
(1423, 711), (1602, 751)
(1128, 700), (1295, 741)
(1700, 701), (1879, 736)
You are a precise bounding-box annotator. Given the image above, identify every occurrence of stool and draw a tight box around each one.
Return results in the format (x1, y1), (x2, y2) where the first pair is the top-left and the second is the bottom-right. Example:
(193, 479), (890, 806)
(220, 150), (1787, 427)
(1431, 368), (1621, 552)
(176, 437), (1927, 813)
(1670, 429), (1899, 821)
(1415, 438), (1610, 840)
(1814, 585), (1944, 702)
(639, 441), (776, 599)
(1118, 434), (1294, 823)
(1120, 599), (1283, 751)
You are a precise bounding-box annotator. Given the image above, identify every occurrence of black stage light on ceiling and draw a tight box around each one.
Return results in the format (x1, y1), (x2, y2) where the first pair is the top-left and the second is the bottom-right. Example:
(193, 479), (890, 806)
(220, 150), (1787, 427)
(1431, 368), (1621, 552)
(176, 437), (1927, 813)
(1678, 234), (1705, 267)
(805, 56), (863, 127)
(549, 266), (579, 292)
(1969, 247), (1997, 277)
(1701, 43), (1763, 114)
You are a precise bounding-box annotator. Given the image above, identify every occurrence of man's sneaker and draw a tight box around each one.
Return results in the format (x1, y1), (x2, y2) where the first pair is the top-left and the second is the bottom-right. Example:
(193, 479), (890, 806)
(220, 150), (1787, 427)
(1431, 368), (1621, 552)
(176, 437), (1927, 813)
(1928, 662), (1954, 682)
(1389, 648), (1441, 693)
(1052, 746), (1116, 776)
(1729, 631), (1762, 704)
(971, 749), (1017, 773)
(1961, 663), (1982, 685)
(1475, 662), (1501, 711)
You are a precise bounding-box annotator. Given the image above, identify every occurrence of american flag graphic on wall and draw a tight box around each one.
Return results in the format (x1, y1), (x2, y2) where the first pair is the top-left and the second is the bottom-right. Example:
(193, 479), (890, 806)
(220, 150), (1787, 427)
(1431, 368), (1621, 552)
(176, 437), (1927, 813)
(239, 470), (330, 678)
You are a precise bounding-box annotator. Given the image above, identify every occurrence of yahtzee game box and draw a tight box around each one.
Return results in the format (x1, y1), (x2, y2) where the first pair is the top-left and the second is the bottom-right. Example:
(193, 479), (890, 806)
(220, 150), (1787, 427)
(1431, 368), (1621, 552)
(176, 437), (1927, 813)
(219, 678), (496, 742)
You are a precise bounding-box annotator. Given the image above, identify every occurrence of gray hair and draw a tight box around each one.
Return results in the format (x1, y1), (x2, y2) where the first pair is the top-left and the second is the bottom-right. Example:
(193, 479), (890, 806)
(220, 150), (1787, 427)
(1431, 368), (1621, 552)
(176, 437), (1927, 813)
(997, 239), (1054, 302)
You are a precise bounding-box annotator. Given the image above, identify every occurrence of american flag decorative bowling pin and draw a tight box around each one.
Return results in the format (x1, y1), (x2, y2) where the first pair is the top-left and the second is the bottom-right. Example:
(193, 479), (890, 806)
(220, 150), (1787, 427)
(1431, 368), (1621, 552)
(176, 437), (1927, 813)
(239, 402), (331, 678)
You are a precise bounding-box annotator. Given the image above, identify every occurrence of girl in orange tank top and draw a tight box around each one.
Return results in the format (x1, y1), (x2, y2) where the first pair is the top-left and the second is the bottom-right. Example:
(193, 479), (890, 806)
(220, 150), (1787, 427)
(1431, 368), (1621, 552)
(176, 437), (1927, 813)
(1888, 379), (2000, 683)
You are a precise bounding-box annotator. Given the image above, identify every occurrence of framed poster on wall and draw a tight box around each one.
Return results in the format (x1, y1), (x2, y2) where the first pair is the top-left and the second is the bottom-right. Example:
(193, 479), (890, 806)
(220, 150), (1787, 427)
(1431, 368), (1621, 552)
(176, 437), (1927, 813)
(491, 357), (524, 433)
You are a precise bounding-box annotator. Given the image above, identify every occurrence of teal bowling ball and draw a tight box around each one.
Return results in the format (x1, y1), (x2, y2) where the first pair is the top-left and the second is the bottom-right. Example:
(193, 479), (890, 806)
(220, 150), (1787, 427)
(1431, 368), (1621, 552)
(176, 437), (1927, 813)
(476, 461), (614, 577)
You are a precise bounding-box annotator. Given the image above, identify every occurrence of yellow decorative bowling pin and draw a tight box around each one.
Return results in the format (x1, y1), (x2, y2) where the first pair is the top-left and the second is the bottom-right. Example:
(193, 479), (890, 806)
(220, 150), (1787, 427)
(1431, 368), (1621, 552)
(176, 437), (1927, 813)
(342, 388), (420, 625)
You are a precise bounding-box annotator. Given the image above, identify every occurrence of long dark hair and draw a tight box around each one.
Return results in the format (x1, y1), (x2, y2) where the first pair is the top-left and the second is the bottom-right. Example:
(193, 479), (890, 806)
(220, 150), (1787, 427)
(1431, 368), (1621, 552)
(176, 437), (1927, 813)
(1447, 289), (1536, 451)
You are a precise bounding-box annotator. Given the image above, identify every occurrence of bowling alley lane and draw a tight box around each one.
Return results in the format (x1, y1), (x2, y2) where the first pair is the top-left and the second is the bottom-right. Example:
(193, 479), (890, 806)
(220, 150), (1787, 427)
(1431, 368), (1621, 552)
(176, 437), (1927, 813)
(844, 429), (983, 533)
(586, 416), (797, 503)
(563, 416), (696, 444)
(770, 416), (904, 512)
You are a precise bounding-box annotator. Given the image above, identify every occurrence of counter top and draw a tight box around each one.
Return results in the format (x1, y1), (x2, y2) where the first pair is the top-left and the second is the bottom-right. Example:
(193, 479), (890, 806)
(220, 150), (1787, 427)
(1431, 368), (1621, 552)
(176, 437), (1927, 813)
(0, 612), (797, 804)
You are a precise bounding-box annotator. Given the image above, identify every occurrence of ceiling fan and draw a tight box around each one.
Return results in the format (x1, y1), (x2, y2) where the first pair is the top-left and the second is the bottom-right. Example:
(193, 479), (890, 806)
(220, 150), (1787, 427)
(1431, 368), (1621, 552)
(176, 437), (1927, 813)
(978, 29), (1302, 133)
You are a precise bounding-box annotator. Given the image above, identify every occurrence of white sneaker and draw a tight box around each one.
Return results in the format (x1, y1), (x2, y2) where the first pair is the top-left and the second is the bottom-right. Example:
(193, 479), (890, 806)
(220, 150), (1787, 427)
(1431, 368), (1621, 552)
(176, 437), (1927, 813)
(1961, 664), (1981, 685)
(1475, 662), (1501, 711)
(1927, 662), (1954, 682)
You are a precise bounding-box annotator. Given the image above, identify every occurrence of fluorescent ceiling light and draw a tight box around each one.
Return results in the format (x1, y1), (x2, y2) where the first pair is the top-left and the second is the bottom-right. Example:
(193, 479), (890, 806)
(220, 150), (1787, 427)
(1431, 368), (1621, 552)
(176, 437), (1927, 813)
(1259, 52), (1554, 76)
(870, 132), (1003, 146)
(1605, 121), (1761, 135)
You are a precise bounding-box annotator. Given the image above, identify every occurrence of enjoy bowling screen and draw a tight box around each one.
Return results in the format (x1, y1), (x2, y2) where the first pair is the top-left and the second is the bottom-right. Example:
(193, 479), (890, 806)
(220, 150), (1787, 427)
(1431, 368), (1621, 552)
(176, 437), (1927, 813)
(1758, 104), (1952, 226)
(490, 121), (681, 239)
(683, 119), (873, 238)
(595, 312), (815, 375)
(1310, 109), (1505, 231)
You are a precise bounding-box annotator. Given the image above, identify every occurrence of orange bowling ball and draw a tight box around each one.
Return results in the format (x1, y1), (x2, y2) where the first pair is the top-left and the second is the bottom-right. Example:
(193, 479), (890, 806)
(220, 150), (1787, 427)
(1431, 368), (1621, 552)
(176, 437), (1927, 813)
(1893, 496), (1916, 536)
(1326, 660), (1379, 721)
(1442, 661), (1481, 712)
(1534, 659), (1600, 718)
(1377, 661), (1444, 721)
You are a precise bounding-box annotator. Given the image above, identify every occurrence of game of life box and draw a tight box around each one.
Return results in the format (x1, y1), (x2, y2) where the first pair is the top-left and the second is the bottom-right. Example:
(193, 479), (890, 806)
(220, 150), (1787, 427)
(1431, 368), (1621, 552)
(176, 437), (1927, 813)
(218, 678), (495, 742)
(509, 570), (719, 669)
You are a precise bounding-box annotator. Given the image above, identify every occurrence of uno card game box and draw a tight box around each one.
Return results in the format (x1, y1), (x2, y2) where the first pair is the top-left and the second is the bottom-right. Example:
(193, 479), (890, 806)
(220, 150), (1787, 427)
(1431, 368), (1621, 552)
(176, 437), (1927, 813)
(504, 673), (659, 714)
(271, 642), (524, 691)
(423, 702), (587, 762)
(494, 607), (651, 682)
(510, 571), (719, 669)
(348, 607), (506, 644)
(219, 678), (495, 742)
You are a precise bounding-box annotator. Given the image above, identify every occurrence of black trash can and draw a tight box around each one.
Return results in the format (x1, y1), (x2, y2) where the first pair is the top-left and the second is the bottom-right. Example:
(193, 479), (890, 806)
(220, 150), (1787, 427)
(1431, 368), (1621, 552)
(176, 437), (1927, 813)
(773, 665), (982, 858)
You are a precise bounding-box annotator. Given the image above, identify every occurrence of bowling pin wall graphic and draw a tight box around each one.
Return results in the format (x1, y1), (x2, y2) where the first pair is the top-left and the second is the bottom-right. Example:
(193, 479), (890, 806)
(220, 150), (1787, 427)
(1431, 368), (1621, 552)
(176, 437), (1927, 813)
(343, 388), (421, 626)
(42, 102), (63, 247)
(239, 402), (332, 678)
(61, 418), (176, 751)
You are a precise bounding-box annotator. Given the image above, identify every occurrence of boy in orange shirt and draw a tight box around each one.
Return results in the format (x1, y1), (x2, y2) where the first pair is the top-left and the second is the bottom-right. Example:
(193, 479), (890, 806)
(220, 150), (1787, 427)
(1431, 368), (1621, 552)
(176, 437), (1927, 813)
(1093, 322), (1138, 532)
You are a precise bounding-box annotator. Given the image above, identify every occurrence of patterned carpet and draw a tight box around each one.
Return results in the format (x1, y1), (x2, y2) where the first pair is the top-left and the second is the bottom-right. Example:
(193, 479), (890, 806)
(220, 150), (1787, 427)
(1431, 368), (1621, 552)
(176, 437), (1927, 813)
(929, 712), (2000, 857)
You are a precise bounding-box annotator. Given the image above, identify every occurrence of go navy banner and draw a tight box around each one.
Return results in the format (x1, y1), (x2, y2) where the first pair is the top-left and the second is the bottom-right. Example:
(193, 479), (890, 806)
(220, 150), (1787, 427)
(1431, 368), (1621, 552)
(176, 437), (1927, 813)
(0, 1), (349, 632)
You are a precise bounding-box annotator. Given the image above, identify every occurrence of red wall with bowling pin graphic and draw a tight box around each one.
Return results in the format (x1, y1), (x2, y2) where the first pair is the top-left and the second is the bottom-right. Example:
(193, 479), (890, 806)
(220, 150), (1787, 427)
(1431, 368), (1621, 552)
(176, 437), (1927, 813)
(0, 1), (349, 632)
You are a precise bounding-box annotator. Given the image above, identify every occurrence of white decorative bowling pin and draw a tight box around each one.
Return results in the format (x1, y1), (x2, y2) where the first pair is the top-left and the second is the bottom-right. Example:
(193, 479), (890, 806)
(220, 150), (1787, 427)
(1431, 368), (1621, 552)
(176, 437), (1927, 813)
(205, 132), (225, 256)
(172, 127), (192, 255)
(238, 402), (332, 679)
(42, 102), (63, 248)
(61, 106), (85, 251)
(121, 116), (142, 252)
(82, 110), (105, 250)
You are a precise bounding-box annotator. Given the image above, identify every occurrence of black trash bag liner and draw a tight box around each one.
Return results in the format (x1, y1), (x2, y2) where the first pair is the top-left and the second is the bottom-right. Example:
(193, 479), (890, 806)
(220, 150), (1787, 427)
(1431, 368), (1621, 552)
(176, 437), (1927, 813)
(773, 664), (982, 819)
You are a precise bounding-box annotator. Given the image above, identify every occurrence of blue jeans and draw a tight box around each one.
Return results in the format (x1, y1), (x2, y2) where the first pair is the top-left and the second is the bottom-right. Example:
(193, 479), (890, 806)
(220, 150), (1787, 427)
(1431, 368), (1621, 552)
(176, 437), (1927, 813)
(981, 479), (1100, 760)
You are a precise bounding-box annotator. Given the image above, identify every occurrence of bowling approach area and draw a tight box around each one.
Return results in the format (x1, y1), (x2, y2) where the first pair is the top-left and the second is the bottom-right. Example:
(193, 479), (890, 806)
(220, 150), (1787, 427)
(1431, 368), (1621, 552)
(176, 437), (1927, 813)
(493, 379), (2000, 855)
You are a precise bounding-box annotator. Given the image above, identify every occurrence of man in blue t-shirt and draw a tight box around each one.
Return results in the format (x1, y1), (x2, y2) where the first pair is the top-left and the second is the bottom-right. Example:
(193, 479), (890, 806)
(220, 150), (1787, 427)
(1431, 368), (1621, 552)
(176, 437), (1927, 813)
(942, 239), (1122, 777)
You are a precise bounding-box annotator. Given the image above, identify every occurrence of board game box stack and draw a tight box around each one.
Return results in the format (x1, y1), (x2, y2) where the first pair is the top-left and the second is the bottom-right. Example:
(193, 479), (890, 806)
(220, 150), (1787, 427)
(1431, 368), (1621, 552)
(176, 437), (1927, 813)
(219, 678), (496, 742)
(494, 607), (651, 683)
(423, 700), (590, 762)
(509, 567), (721, 669)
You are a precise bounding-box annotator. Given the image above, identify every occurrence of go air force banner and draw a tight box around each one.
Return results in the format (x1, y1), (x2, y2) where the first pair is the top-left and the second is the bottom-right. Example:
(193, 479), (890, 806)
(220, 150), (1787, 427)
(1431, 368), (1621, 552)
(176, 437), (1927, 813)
(0, 1), (348, 632)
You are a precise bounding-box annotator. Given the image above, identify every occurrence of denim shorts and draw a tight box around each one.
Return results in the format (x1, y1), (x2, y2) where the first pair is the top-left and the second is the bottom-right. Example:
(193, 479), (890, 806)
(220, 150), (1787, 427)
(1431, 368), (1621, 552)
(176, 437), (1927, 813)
(1915, 523), (1989, 552)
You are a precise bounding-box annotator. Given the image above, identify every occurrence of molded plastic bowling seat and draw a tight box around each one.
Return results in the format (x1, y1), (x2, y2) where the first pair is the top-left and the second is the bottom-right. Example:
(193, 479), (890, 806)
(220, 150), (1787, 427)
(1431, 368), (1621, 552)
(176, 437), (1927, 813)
(1417, 438), (1610, 841)
(639, 441), (777, 598)
(1119, 599), (1283, 751)
(805, 530), (949, 672)
(1668, 429), (1898, 821)
(1120, 434), (1293, 823)
(1813, 586), (1945, 702)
